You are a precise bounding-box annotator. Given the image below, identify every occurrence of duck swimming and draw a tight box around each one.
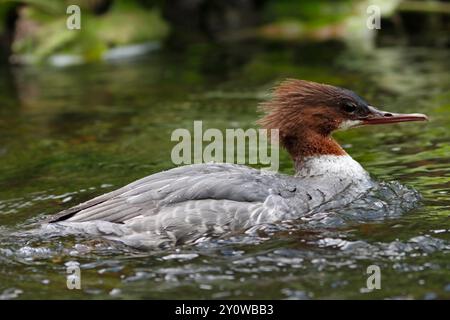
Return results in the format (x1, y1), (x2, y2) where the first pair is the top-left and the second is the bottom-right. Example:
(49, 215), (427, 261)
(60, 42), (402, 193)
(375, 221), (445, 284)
(46, 79), (428, 248)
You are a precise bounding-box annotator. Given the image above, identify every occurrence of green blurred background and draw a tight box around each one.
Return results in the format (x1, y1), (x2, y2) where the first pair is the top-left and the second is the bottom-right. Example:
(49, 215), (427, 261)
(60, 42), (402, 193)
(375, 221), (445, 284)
(0, 0), (449, 300)
(0, 0), (449, 64)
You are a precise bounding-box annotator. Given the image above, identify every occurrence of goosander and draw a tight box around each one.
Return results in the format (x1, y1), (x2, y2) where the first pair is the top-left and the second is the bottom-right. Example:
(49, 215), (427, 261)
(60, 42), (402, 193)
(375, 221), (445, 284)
(48, 79), (428, 248)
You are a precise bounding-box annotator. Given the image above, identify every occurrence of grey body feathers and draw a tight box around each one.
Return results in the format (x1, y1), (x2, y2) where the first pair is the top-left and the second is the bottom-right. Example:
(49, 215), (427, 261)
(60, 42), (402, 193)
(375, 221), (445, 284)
(49, 159), (373, 248)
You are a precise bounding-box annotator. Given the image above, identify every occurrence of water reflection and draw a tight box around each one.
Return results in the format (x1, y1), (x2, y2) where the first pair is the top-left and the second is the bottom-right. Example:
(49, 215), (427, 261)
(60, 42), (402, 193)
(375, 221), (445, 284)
(0, 42), (449, 299)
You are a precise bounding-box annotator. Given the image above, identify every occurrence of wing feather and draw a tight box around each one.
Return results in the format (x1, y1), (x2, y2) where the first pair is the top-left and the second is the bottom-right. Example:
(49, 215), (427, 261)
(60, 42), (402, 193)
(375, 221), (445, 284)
(49, 164), (293, 224)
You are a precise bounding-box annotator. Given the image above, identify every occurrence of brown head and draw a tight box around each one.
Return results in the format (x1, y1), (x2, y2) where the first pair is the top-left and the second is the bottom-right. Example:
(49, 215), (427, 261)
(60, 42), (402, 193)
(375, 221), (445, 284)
(258, 79), (428, 164)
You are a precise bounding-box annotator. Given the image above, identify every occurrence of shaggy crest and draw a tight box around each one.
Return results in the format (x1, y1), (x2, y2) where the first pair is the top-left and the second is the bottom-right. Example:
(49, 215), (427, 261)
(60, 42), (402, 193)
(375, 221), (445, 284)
(258, 78), (362, 135)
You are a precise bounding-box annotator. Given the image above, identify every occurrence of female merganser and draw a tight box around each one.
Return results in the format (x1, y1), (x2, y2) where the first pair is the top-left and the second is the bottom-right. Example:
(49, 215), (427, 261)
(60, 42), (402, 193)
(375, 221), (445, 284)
(48, 79), (428, 248)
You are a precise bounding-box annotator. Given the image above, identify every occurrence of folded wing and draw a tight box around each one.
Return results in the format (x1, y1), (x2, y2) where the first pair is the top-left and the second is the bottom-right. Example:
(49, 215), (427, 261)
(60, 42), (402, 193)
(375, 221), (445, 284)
(50, 163), (297, 224)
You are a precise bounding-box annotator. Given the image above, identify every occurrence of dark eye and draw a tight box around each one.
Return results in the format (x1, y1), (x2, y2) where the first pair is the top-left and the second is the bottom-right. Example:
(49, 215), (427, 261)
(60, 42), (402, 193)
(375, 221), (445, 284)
(343, 103), (357, 113)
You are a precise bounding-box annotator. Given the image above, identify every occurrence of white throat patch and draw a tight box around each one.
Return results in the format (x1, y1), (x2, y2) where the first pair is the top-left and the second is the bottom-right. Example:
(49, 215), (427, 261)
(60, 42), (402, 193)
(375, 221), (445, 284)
(295, 155), (370, 182)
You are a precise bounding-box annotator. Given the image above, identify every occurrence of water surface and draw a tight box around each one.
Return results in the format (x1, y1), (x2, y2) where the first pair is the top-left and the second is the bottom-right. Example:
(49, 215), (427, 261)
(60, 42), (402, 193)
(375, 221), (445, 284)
(0, 42), (449, 299)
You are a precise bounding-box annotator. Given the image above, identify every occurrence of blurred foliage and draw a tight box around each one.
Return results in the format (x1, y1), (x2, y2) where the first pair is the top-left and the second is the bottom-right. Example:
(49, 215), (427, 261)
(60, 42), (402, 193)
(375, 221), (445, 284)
(0, 0), (449, 63)
(264, 0), (353, 25)
(1, 0), (168, 63)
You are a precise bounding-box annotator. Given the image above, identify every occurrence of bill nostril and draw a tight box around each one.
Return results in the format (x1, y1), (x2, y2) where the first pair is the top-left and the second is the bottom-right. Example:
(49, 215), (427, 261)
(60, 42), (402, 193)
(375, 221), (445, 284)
(384, 113), (393, 117)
